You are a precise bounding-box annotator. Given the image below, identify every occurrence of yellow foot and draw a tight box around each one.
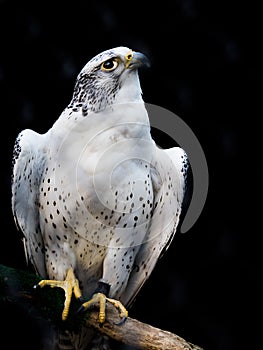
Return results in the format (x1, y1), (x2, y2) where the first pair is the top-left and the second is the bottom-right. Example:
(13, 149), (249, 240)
(34, 268), (82, 321)
(79, 292), (128, 325)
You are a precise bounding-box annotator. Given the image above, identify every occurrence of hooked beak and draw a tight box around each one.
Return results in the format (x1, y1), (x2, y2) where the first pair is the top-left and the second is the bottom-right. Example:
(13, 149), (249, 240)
(125, 51), (151, 69)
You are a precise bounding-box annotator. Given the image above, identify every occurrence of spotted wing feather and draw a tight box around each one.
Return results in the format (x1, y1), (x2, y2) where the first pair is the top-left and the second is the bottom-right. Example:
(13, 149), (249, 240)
(120, 146), (188, 307)
(11, 129), (47, 277)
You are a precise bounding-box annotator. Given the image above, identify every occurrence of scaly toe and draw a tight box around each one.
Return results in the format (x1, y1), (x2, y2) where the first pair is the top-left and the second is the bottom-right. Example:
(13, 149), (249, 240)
(78, 293), (128, 325)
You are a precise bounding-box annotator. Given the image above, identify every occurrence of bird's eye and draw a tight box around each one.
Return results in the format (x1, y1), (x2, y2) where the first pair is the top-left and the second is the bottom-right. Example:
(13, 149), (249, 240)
(101, 58), (119, 71)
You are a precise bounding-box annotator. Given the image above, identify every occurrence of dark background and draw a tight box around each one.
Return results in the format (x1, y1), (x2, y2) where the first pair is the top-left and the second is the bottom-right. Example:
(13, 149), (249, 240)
(0, 1), (261, 349)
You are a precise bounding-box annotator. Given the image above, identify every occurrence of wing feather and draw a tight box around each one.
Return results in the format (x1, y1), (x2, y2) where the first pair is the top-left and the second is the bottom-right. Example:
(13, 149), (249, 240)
(11, 129), (47, 277)
(120, 146), (188, 307)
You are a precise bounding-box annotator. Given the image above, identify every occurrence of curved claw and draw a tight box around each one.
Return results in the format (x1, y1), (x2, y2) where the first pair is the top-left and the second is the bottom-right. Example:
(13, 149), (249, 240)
(78, 295), (85, 304)
(114, 316), (127, 326)
(76, 304), (85, 314)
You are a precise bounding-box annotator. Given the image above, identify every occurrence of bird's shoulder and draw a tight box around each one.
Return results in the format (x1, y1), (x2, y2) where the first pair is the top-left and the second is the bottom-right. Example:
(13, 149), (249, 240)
(164, 147), (189, 185)
(151, 146), (188, 195)
(12, 129), (48, 191)
(12, 129), (45, 165)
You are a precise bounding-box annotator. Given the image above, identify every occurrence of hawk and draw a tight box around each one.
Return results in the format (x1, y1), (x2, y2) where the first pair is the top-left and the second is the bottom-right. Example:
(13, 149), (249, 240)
(11, 46), (188, 349)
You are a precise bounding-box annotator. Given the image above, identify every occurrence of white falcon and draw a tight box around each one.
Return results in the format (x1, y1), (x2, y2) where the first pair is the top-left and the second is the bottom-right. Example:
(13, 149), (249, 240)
(11, 46), (188, 349)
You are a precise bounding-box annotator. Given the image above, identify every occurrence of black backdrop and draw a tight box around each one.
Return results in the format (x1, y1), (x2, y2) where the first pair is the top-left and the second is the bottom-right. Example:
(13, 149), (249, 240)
(0, 1), (261, 350)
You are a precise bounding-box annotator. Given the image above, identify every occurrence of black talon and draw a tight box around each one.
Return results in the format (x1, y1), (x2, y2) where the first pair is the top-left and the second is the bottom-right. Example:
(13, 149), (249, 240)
(78, 295), (85, 304)
(76, 305), (85, 314)
(114, 316), (127, 326)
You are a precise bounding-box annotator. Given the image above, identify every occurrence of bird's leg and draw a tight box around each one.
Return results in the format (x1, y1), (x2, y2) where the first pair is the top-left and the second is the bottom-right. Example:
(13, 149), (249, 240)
(78, 281), (128, 325)
(34, 268), (82, 321)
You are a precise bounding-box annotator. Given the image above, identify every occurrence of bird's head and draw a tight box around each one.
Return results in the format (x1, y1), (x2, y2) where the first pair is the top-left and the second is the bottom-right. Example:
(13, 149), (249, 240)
(69, 46), (150, 113)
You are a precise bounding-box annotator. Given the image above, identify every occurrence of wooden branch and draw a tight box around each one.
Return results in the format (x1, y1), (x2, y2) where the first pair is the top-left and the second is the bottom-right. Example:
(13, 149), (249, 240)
(0, 264), (204, 350)
(86, 304), (204, 350)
